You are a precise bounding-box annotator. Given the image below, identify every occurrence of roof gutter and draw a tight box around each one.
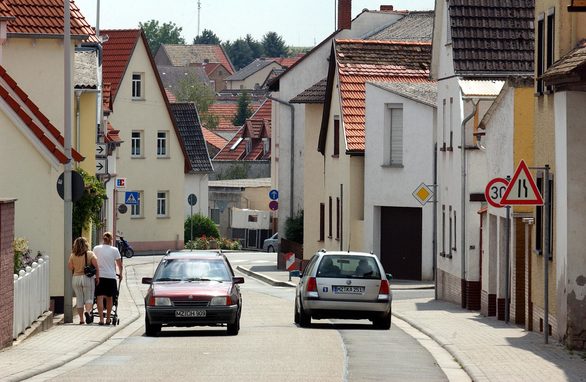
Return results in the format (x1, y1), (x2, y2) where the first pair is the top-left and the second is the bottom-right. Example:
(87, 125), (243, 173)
(460, 97), (478, 305)
(267, 94), (295, 219)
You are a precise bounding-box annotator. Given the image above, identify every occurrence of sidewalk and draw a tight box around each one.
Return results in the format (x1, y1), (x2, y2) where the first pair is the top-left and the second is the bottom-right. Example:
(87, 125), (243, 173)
(240, 266), (586, 382)
(0, 266), (143, 382)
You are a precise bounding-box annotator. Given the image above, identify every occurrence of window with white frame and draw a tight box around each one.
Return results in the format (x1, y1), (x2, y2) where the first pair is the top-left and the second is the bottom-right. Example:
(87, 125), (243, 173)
(131, 191), (143, 218)
(384, 104), (403, 165)
(131, 131), (142, 157)
(132, 73), (143, 99)
(157, 131), (168, 157)
(157, 191), (169, 217)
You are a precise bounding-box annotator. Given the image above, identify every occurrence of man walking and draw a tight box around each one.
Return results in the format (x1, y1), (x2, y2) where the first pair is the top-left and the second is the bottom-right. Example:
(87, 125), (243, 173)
(93, 232), (123, 325)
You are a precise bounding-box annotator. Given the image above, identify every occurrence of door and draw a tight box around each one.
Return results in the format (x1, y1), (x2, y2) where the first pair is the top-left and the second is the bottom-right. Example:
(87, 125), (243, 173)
(380, 206), (422, 280)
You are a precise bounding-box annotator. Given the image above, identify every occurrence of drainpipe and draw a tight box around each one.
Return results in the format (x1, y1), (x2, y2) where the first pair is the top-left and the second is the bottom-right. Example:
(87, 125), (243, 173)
(267, 95), (295, 219)
(460, 99), (478, 307)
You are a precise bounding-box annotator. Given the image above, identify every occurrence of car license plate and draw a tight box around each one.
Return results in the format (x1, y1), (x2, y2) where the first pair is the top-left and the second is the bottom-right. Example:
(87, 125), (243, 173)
(333, 286), (365, 294)
(175, 310), (206, 318)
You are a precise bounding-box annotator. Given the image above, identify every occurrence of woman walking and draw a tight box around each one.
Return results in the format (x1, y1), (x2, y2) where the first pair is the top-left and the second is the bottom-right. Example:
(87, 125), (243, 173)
(67, 237), (100, 324)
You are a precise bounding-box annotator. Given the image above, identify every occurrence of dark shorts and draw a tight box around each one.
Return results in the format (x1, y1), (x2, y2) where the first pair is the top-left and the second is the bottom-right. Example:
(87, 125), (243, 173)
(95, 278), (117, 297)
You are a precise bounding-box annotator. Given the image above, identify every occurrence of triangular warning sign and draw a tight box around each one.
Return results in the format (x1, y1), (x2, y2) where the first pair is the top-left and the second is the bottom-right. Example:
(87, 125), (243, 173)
(501, 160), (544, 205)
(125, 193), (137, 204)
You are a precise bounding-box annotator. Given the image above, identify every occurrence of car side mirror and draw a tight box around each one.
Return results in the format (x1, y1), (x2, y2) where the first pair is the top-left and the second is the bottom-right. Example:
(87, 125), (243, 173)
(289, 270), (300, 278)
(142, 277), (153, 284)
(233, 276), (245, 284)
(386, 273), (393, 281)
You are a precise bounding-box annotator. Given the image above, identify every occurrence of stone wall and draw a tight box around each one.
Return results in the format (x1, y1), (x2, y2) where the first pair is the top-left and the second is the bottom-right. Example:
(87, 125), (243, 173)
(210, 161), (270, 181)
(0, 199), (16, 349)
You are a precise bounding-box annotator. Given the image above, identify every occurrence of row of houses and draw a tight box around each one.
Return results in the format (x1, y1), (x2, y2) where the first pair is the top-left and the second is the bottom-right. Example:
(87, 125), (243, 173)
(269, 0), (586, 350)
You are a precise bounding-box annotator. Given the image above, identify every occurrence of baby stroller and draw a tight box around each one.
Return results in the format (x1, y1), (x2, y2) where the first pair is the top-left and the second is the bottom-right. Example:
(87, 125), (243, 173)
(91, 275), (121, 326)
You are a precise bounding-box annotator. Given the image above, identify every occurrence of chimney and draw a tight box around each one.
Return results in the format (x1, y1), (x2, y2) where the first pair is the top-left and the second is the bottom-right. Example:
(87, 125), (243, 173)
(380, 5), (394, 12)
(338, 0), (352, 30)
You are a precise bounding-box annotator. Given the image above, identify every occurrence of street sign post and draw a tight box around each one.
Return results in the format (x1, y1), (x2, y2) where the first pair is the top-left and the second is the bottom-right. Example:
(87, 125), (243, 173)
(412, 183), (434, 206)
(187, 194), (198, 241)
(269, 189), (279, 200)
(96, 158), (107, 175)
(485, 177), (509, 208)
(95, 143), (107, 158)
(124, 191), (139, 205)
(269, 200), (278, 211)
(115, 178), (127, 189)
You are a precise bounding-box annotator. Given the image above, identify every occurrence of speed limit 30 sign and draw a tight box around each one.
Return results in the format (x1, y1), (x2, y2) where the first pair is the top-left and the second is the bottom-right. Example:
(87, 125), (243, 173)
(485, 178), (509, 208)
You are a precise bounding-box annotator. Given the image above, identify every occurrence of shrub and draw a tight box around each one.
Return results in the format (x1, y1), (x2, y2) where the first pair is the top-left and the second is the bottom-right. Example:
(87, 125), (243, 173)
(185, 236), (242, 250)
(12, 238), (42, 274)
(184, 214), (220, 242)
(285, 210), (304, 244)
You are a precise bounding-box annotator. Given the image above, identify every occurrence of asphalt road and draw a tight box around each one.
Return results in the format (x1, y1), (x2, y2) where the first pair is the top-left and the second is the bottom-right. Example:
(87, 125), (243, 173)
(43, 252), (445, 382)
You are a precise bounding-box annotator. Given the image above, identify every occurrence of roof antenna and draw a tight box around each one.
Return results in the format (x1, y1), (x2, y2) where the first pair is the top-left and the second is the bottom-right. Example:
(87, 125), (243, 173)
(197, 0), (202, 37)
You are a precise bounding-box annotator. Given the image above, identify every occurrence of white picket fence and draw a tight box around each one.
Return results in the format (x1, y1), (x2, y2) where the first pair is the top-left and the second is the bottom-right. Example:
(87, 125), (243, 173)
(13, 256), (50, 339)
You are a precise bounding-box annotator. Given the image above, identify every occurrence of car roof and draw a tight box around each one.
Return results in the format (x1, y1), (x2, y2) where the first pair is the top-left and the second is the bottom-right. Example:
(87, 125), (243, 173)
(164, 250), (224, 260)
(317, 251), (376, 258)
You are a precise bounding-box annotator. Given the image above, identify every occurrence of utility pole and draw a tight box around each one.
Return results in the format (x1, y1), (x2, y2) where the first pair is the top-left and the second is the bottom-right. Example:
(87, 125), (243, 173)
(63, 0), (73, 324)
(197, 0), (201, 37)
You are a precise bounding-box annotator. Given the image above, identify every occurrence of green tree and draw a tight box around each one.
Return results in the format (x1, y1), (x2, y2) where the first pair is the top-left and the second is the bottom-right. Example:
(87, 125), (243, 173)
(201, 113), (219, 130)
(184, 214), (220, 242)
(216, 163), (249, 180)
(194, 29), (221, 44)
(245, 34), (264, 59)
(232, 91), (253, 126)
(139, 20), (185, 55)
(262, 31), (288, 57)
(175, 73), (216, 114)
(223, 38), (254, 70)
(72, 168), (107, 238)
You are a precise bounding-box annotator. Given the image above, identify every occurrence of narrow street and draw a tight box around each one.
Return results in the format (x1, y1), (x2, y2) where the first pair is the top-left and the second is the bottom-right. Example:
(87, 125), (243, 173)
(39, 252), (446, 382)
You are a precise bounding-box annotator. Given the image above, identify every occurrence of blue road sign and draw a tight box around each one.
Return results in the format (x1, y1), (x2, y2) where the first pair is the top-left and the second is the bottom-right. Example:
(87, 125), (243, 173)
(125, 191), (139, 205)
(269, 189), (279, 200)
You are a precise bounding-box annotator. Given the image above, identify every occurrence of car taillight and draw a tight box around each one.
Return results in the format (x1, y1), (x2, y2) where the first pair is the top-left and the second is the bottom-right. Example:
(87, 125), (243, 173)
(378, 280), (390, 301)
(306, 277), (319, 299)
(148, 295), (155, 306)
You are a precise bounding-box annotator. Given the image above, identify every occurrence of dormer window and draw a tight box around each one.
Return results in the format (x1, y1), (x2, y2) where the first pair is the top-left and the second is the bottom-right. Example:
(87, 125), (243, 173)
(263, 137), (269, 155)
(245, 138), (252, 155)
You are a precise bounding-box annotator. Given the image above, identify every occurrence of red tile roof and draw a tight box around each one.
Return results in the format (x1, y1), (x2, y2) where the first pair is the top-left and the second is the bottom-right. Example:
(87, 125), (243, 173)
(0, 1), (14, 18)
(0, 65), (83, 163)
(2, 0), (94, 37)
(201, 126), (227, 151)
(214, 118), (271, 161)
(326, 39), (432, 153)
(206, 102), (262, 130)
(165, 88), (176, 103)
(105, 121), (121, 143)
(158, 44), (235, 75)
(272, 54), (305, 68)
(101, 29), (141, 106)
(213, 128), (244, 160)
(250, 98), (271, 120)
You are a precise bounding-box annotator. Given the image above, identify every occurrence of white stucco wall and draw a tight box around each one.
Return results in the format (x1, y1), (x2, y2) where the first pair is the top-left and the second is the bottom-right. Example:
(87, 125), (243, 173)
(273, 11), (402, 237)
(0, 110), (65, 296)
(109, 38), (185, 251)
(364, 84), (435, 279)
(184, 174), (209, 217)
(228, 62), (281, 90)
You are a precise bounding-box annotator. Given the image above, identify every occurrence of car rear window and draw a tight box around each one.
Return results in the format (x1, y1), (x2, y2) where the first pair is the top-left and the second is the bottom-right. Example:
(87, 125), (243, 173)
(154, 259), (231, 282)
(316, 255), (381, 279)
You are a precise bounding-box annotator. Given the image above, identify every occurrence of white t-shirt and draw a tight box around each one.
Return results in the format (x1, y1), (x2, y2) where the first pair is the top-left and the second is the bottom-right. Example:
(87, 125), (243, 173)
(93, 244), (121, 279)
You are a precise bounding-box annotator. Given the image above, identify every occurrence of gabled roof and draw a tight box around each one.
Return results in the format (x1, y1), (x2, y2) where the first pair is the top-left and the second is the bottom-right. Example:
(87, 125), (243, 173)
(102, 29), (192, 172)
(226, 58), (279, 81)
(158, 44), (235, 74)
(319, 39), (432, 154)
(369, 81), (437, 108)
(101, 29), (141, 105)
(213, 107), (271, 161)
(2, 0), (94, 38)
(206, 101), (262, 131)
(449, 0), (534, 76)
(366, 11), (434, 42)
(0, 65), (84, 164)
(542, 40), (586, 85)
(213, 128), (245, 160)
(157, 65), (210, 96)
(272, 54), (305, 68)
(290, 78), (327, 104)
(201, 126), (228, 151)
(250, 98), (271, 120)
(169, 102), (213, 173)
(74, 49), (98, 89)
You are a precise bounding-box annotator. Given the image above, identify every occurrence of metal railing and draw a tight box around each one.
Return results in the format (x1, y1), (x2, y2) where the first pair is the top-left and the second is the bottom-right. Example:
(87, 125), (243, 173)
(13, 256), (50, 339)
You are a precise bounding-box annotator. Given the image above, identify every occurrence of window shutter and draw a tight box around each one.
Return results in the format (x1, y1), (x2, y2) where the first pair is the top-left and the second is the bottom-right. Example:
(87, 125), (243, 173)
(390, 108), (403, 164)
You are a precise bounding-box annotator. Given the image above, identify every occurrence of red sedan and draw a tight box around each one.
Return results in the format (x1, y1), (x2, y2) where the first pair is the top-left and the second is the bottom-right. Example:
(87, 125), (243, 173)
(142, 252), (244, 336)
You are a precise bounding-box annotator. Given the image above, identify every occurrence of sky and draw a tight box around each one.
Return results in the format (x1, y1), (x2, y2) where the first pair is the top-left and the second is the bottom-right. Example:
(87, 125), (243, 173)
(75, 0), (435, 47)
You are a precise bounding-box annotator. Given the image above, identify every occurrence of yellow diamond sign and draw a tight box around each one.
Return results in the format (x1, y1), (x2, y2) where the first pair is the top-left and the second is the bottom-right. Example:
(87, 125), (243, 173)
(412, 183), (434, 205)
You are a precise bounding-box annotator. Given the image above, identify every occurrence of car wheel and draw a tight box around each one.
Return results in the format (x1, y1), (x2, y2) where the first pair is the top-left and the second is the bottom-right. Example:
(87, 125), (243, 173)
(294, 296), (300, 324)
(227, 315), (240, 336)
(145, 314), (161, 336)
(298, 300), (311, 328)
(267, 245), (274, 253)
(373, 313), (391, 330)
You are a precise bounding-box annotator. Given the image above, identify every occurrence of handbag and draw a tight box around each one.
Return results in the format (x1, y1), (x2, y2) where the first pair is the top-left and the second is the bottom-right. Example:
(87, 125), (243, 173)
(84, 252), (96, 278)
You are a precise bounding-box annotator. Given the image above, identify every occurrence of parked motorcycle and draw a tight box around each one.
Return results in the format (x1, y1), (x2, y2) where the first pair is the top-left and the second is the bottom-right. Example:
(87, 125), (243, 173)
(116, 236), (134, 258)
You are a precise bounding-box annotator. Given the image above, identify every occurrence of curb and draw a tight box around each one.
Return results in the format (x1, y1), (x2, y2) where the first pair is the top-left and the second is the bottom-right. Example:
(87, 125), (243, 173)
(391, 311), (479, 382)
(236, 266), (297, 288)
(7, 266), (142, 382)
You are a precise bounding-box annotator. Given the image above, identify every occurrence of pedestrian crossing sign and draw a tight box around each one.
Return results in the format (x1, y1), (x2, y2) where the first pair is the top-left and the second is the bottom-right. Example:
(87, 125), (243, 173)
(125, 191), (139, 205)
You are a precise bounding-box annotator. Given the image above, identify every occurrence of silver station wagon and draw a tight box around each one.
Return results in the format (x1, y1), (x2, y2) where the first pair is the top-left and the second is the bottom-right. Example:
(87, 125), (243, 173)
(295, 250), (392, 329)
